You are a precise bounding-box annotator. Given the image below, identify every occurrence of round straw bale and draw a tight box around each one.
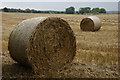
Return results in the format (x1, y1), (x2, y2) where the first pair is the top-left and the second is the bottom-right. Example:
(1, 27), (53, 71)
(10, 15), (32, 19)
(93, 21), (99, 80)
(80, 16), (101, 31)
(8, 17), (76, 74)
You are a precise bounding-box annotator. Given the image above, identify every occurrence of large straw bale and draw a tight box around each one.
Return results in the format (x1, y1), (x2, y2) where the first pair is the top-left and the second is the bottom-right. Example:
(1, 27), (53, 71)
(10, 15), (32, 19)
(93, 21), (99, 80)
(8, 17), (76, 74)
(80, 16), (101, 31)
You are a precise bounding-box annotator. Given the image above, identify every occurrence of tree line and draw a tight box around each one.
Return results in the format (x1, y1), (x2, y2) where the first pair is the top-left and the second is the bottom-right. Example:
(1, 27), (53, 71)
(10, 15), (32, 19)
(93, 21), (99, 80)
(66, 7), (106, 14)
(1, 7), (106, 14)
(1, 7), (64, 14)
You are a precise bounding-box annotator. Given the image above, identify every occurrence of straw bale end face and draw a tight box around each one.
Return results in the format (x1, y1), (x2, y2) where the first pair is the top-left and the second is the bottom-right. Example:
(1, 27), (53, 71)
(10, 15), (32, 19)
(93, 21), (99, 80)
(8, 17), (76, 74)
(80, 16), (101, 31)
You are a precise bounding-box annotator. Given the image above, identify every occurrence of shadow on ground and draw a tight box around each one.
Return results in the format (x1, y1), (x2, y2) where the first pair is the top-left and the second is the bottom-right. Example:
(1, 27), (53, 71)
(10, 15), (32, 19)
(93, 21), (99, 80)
(2, 63), (34, 78)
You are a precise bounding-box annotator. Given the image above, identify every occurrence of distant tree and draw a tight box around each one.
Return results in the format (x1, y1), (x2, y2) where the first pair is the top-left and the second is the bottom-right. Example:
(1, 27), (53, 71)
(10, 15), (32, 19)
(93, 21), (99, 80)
(79, 7), (91, 14)
(99, 8), (106, 13)
(85, 7), (91, 13)
(65, 6), (75, 14)
(92, 8), (100, 14)
(9, 8), (18, 12)
(25, 8), (31, 13)
(2, 7), (9, 12)
(30, 9), (40, 13)
(56, 11), (64, 14)
(79, 8), (85, 14)
(60, 11), (65, 14)
(76, 11), (79, 14)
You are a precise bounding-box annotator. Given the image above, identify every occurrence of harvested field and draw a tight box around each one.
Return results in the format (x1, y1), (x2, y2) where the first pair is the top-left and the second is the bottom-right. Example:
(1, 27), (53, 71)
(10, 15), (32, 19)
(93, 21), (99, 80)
(1, 12), (119, 78)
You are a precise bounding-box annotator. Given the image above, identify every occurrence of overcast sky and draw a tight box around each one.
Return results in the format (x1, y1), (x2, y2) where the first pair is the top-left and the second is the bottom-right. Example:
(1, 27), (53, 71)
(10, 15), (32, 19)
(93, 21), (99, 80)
(1, 2), (118, 11)
(0, 0), (119, 2)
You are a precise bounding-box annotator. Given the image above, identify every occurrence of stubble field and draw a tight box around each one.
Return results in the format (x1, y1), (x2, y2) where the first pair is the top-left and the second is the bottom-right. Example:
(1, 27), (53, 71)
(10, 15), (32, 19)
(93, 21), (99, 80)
(1, 12), (119, 78)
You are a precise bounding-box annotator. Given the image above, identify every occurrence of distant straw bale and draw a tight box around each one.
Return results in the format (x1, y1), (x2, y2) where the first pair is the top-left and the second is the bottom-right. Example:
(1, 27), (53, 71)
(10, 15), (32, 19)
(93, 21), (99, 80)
(80, 16), (101, 31)
(8, 17), (76, 74)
